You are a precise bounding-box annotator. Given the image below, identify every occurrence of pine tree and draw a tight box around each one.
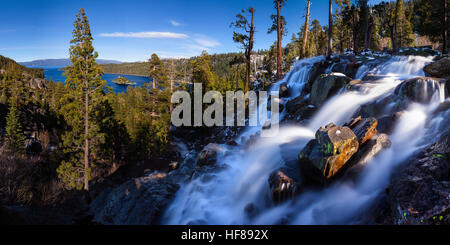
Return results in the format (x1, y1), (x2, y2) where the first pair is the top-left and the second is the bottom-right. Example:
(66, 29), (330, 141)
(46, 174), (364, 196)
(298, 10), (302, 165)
(230, 7), (256, 94)
(268, 0), (288, 80)
(57, 8), (109, 191)
(415, 0), (449, 53)
(335, 0), (352, 53)
(5, 102), (25, 154)
(301, 0), (311, 58)
(327, 0), (333, 57)
(148, 53), (169, 119)
(191, 51), (215, 92)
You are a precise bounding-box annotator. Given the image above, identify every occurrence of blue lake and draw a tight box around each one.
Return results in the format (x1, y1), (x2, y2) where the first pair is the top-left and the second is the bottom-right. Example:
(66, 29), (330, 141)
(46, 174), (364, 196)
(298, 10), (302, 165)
(42, 67), (151, 93)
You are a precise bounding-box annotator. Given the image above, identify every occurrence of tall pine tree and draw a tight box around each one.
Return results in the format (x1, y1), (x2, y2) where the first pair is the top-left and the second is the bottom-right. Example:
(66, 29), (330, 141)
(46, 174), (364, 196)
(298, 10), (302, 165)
(57, 8), (109, 191)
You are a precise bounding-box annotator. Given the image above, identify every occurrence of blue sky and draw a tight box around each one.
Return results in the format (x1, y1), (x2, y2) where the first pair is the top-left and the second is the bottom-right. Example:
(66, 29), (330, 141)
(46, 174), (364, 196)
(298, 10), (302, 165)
(0, 0), (386, 62)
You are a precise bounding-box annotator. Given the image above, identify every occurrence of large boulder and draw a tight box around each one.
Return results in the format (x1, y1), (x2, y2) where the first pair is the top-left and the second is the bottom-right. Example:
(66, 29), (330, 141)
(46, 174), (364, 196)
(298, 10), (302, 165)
(331, 54), (361, 78)
(310, 73), (351, 107)
(301, 61), (329, 97)
(393, 77), (442, 103)
(344, 133), (392, 177)
(423, 57), (450, 78)
(90, 172), (179, 225)
(376, 112), (404, 135)
(285, 95), (316, 121)
(345, 117), (378, 144)
(299, 123), (359, 184)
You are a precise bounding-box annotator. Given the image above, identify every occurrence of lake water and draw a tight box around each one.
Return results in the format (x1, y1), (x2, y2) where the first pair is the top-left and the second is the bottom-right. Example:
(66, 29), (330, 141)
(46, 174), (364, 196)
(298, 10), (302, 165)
(42, 67), (151, 93)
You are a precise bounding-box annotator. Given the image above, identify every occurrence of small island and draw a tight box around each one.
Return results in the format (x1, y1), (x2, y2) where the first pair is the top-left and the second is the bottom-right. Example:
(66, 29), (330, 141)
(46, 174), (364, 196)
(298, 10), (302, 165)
(113, 76), (136, 85)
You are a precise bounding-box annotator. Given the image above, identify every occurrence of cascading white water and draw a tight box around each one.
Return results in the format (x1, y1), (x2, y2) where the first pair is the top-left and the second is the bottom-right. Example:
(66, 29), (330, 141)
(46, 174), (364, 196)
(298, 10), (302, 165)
(163, 55), (447, 225)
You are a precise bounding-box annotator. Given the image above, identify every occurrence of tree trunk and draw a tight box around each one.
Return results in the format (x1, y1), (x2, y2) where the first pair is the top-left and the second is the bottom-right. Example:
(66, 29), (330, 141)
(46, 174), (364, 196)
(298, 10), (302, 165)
(390, 26), (395, 51)
(246, 8), (255, 94)
(363, 4), (369, 50)
(327, 0), (333, 58)
(393, 4), (399, 52)
(169, 61), (174, 114)
(443, 0), (448, 54)
(367, 15), (374, 50)
(276, 1), (282, 80)
(84, 80), (89, 191)
(302, 0), (311, 58)
(353, 12), (358, 53)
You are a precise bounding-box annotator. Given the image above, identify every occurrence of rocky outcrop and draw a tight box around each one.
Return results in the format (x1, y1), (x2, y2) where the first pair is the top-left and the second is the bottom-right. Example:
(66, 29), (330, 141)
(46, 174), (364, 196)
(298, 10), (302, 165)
(376, 112), (404, 135)
(346, 117), (378, 144)
(285, 96), (316, 121)
(299, 123), (359, 184)
(310, 73), (351, 107)
(393, 77), (442, 103)
(383, 129), (450, 225)
(298, 117), (390, 185)
(345, 133), (392, 176)
(423, 57), (450, 78)
(90, 172), (179, 225)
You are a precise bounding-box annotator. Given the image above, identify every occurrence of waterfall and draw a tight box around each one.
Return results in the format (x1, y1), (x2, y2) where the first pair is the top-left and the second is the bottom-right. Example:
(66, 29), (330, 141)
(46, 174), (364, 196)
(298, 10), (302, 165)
(162, 55), (447, 225)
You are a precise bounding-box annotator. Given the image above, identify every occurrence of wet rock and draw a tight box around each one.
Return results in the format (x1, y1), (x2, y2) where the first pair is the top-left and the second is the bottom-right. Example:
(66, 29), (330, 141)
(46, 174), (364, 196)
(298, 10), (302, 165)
(349, 117), (378, 144)
(90, 172), (179, 225)
(226, 140), (238, 146)
(315, 123), (359, 157)
(347, 134), (391, 171)
(356, 94), (398, 118)
(244, 203), (258, 219)
(331, 55), (360, 78)
(268, 170), (298, 203)
(285, 96), (316, 120)
(279, 83), (290, 98)
(393, 77), (442, 103)
(397, 47), (439, 57)
(423, 57), (450, 78)
(301, 61), (329, 97)
(310, 73), (351, 107)
(432, 100), (450, 117)
(377, 112), (404, 135)
(383, 129), (450, 225)
(197, 143), (222, 167)
(299, 123), (359, 184)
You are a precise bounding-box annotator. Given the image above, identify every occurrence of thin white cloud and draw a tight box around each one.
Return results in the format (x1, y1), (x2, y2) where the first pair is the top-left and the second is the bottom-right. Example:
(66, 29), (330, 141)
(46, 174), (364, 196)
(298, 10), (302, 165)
(170, 20), (182, 27)
(99, 31), (188, 39)
(194, 37), (220, 48)
(0, 29), (15, 33)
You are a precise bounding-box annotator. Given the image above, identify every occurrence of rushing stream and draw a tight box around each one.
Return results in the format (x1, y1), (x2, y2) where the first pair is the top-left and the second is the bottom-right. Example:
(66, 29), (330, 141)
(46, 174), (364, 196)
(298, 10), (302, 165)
(163, 55), (447, 225)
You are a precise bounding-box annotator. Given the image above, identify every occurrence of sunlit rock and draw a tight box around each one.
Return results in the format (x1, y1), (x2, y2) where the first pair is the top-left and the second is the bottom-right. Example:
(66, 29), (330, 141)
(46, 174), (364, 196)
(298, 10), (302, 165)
(299, 123), (359, 184)
(348, 117), (378, 144)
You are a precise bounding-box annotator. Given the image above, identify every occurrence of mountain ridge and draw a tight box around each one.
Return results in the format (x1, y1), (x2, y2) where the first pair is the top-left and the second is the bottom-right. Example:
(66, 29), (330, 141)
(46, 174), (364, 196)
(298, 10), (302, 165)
(19, 58), (123, 67)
